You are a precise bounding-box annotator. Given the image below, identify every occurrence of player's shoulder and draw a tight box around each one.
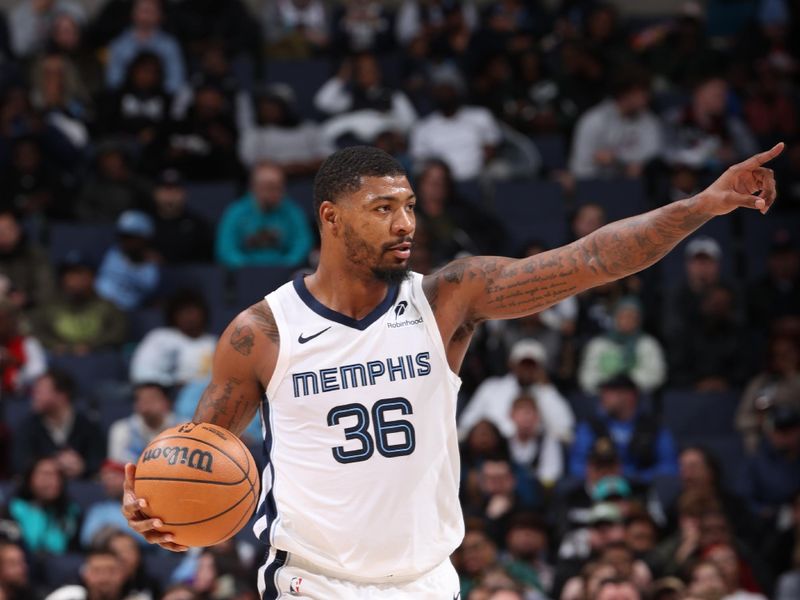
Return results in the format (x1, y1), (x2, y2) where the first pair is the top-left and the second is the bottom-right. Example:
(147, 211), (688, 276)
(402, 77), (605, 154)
(224, 299), (280, 348)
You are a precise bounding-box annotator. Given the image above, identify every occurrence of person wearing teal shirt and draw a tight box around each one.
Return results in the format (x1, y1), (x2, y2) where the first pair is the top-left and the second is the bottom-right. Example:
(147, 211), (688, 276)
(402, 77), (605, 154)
(216, 162), (313, 269)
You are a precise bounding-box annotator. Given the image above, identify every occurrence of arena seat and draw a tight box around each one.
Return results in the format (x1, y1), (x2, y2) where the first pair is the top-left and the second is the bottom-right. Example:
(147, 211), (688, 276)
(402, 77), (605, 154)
(185, 181), (239, 224)
(740, 211), (800, 281)
(678, 434), (747, 491)
(265, 58), (333, 120)
(662, 388), (740, 440)
(652, 474), (682, 509)
(94, 391), (134, 432)
(3, 398), (30, 431)
(531, 135), (567, 171)
(128, 307), (166, 342)
(574, 179), (648, 222)
(285, 178), (315, 220)
(48, 223), (117, 265)
(68, 480), (107, 512)
(159, 263), (228, 311)
(41, 552), (85, 587)
(48, 352), (127, 399)
(490, 180), (567, 252)
(143, 551), (185, 588)
(232, 266), (294, 308)
(566, 392), (596, 422)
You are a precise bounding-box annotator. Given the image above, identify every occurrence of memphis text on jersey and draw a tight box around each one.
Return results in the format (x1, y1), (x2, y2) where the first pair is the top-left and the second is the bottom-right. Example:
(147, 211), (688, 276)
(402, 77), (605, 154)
(291, 352), (432, 398)
(141, 446), (214, 473)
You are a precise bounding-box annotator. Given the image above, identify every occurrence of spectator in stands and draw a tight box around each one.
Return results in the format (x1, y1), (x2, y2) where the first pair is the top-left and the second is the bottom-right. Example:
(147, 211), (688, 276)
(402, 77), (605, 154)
(765, 490), (800, 590)
(454, 529), (500, 599)
(44, 549), (127, 600)
(130, 290), (216, 387)
(742, 405), (800, 523)
(459, 339), (574, 442)
(9, 0), (84, 58)
(315, 52), (417, 146)
(663, 236), (731, 336)
(32, 254), (127, 355)
(105, 0), (185, 95)
(160, 587), (197, 600)
(47, 11), (104, 95)
(215, 162), (312, 269)
(95, 211), (160, 311)
(594, 578), (641, 600)
(0, 209), (55, 309)
(0, 301), (44, 399)
(507, 395), (563, 488)
(150, 170), (214, 263)
(14, 370), (104, 478)
(105, 531), (161, 599)
(108, 382), (178, 464)
(747, 232), (800, 331)
(687, 560), (729, 599)
(76, 142), (152, 222)
(80, 460), (144, 548)
(0, 541), (37, 600)
(29, 52), (91, 154)
(570, 202), (607, 243)
(626, 514), (658, 559)
(501, 513), (553, 596)
(663, 76), (758, 172)
(744, 61), (797, 145)
(261, 0), (330, 58)
(578, 296), (666, 394)
(569, 374), (678, 485)
(330, 0), (394, 55)
(553, 437), (624, 538)
(5, 456), (80, 555)
(238, 84), (333, 175)
(414, 159), (504, 264)
(703, 542), (768, 599)
(737, 334), (800, 453)
(669, 283), (750, 390)
(409, 67), (502, 181)
(395, 0), (477, 49)
(96, 52), (172, 173)
(162, 82), (241, 181)
(568, 67), (662, 179)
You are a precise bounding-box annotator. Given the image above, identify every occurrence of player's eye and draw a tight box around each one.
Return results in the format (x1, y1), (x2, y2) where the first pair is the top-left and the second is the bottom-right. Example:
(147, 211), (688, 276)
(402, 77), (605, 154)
(406, 203), (416, 212)
(376, 205), (391, 213)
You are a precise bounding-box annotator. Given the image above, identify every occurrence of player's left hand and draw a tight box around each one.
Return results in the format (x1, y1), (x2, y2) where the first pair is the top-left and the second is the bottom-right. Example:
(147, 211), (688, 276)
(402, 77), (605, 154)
(703, 142), (783, 216)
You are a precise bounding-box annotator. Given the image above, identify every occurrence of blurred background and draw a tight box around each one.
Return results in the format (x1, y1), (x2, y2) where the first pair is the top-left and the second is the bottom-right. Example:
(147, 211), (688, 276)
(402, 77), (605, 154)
(0, 1), (797, 599)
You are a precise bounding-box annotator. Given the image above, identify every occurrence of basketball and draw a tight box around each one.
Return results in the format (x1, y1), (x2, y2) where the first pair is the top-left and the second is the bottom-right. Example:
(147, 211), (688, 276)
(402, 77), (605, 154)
(134, 422), (260, 547)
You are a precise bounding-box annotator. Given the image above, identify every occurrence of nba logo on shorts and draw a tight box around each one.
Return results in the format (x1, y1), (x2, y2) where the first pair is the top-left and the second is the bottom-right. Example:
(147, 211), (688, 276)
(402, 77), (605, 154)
(289, 576), (303, 595)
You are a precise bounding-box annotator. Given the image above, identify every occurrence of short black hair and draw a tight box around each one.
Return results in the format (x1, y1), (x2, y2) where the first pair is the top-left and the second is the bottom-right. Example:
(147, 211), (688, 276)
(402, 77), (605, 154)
(40, 368), (77, 399)
(165, 289), (209, 327)
(313, 146), (406, 225)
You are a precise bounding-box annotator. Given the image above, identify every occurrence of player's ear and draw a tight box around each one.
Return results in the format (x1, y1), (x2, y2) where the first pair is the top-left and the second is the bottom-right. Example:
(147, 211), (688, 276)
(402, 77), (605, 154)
(320, 201), (338, 232)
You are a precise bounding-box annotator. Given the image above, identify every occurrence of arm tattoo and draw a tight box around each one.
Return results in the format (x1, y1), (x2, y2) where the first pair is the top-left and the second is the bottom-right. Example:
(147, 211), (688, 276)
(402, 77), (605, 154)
(426, 196), (712, 322)
(194, 376), (244, 426)
(230, 325), (255, 356)
(248, 301), (280, 344)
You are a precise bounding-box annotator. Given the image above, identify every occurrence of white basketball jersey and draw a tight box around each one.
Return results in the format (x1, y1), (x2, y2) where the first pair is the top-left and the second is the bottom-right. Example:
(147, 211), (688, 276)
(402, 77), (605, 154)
(253, 272), (464, 581)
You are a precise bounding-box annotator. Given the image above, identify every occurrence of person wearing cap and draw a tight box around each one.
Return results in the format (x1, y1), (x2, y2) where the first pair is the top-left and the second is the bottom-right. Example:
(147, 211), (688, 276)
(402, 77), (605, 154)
(569, 374), (678, 485)
(663, 235), (732, 336)
(578, 296), (666, 394)
(409, 66), (502, 181)
(95, 210), (160, 311)
(80, 459), (147, 548)
(13, 369), (104, 479)
(31, 254), (127, 355)
(315, 52), (417, 147)
(459, 338), (574, 442)
(150, 169), (214, 264)
(238, 84), (334, 174)
(215, 162), (312, 269)
(741, 404), (800, 522)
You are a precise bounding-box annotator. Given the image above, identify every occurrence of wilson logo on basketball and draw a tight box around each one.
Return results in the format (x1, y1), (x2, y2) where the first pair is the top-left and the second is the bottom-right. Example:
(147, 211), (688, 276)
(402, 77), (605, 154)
(141, 446), (214, 473)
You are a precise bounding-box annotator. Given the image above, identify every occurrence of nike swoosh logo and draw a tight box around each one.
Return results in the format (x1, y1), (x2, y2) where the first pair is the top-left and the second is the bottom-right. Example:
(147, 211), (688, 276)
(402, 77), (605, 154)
(298, 326), (331, 344)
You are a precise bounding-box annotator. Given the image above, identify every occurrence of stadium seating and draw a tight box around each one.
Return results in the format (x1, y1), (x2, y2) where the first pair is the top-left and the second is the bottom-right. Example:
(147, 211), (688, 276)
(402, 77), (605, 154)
(574, 179), (648, 222)
(662, 388), (740, 440)
(48, 352), (127, 401)
(185, 181), (239, 224)
(67, 480), (107, 513)
(489, 180), (567, 252)
(143, 551), (186, 589)
(531, 135), (568, 171)
(740, 210), (800, 280)
(232, 266), (294, 308)
(40, 552), (85, 587)
(286, 178), (315, 220)
(265, 58), (333, 120)
(48, 223), (117, 266)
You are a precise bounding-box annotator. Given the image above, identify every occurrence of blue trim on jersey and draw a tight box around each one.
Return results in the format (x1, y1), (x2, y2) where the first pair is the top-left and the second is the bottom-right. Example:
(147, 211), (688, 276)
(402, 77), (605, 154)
(262, 549), (287, 600)
(293, 274), (400, 330)
(256, 396), (278, 544)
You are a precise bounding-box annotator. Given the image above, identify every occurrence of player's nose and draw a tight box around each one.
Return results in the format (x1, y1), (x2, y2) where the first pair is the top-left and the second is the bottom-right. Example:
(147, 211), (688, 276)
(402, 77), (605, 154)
(392, 207), (414, 236)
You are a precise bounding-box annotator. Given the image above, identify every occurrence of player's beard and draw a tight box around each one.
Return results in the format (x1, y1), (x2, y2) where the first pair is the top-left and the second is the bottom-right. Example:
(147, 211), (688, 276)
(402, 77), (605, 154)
(344, 223), (411, 285)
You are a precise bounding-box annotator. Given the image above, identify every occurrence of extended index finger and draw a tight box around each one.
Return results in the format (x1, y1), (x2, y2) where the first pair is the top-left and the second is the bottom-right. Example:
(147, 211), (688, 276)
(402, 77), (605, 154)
(738, 142), (785, 169)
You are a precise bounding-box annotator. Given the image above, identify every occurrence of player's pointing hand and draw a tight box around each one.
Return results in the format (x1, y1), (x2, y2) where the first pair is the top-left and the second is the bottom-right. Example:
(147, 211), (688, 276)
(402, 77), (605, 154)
(703, 142), (784, 216)
(121, 463), (189, 552)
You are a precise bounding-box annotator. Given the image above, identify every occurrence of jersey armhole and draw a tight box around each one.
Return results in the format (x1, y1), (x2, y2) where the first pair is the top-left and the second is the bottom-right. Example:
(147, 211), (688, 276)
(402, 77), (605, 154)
(411, 273), (462, 388)
(263, 293), (291, 402)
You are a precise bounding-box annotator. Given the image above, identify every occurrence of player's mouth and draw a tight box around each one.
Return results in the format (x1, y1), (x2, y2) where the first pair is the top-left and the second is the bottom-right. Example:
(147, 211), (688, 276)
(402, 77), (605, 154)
(386, 242), (411, 260)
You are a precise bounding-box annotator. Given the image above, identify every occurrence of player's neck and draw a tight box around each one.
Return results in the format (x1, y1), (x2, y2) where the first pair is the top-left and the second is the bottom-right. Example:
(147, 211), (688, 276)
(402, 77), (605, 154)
(305, 263), (392, 321)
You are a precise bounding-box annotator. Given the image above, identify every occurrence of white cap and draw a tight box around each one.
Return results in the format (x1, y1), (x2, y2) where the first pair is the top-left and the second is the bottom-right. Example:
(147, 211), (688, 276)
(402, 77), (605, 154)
(685, 236), (721, 260)
(509, 339), (547, 364)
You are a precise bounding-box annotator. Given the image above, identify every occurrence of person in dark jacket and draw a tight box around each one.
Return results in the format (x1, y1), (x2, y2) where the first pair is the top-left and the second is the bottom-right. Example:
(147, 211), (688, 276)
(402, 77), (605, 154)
(13, 370), (105, 478)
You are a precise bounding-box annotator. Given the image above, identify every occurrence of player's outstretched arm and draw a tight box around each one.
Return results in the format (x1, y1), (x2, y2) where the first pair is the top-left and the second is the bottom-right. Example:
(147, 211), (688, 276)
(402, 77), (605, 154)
(122, 300), (279, 550)
(425, 143), (782, 326)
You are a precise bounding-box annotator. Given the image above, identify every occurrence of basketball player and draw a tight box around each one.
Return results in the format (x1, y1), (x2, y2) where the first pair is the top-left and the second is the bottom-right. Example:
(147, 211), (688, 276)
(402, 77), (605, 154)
(123, 143), (782, 599)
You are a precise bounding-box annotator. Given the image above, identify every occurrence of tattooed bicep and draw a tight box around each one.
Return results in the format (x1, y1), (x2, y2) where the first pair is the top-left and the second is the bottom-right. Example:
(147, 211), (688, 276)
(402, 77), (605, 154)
(246, 301), (280, 345)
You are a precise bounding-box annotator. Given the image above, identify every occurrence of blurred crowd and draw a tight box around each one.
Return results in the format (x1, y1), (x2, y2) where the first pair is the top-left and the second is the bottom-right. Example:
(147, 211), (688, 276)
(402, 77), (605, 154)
(0, 0), (798, 599)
